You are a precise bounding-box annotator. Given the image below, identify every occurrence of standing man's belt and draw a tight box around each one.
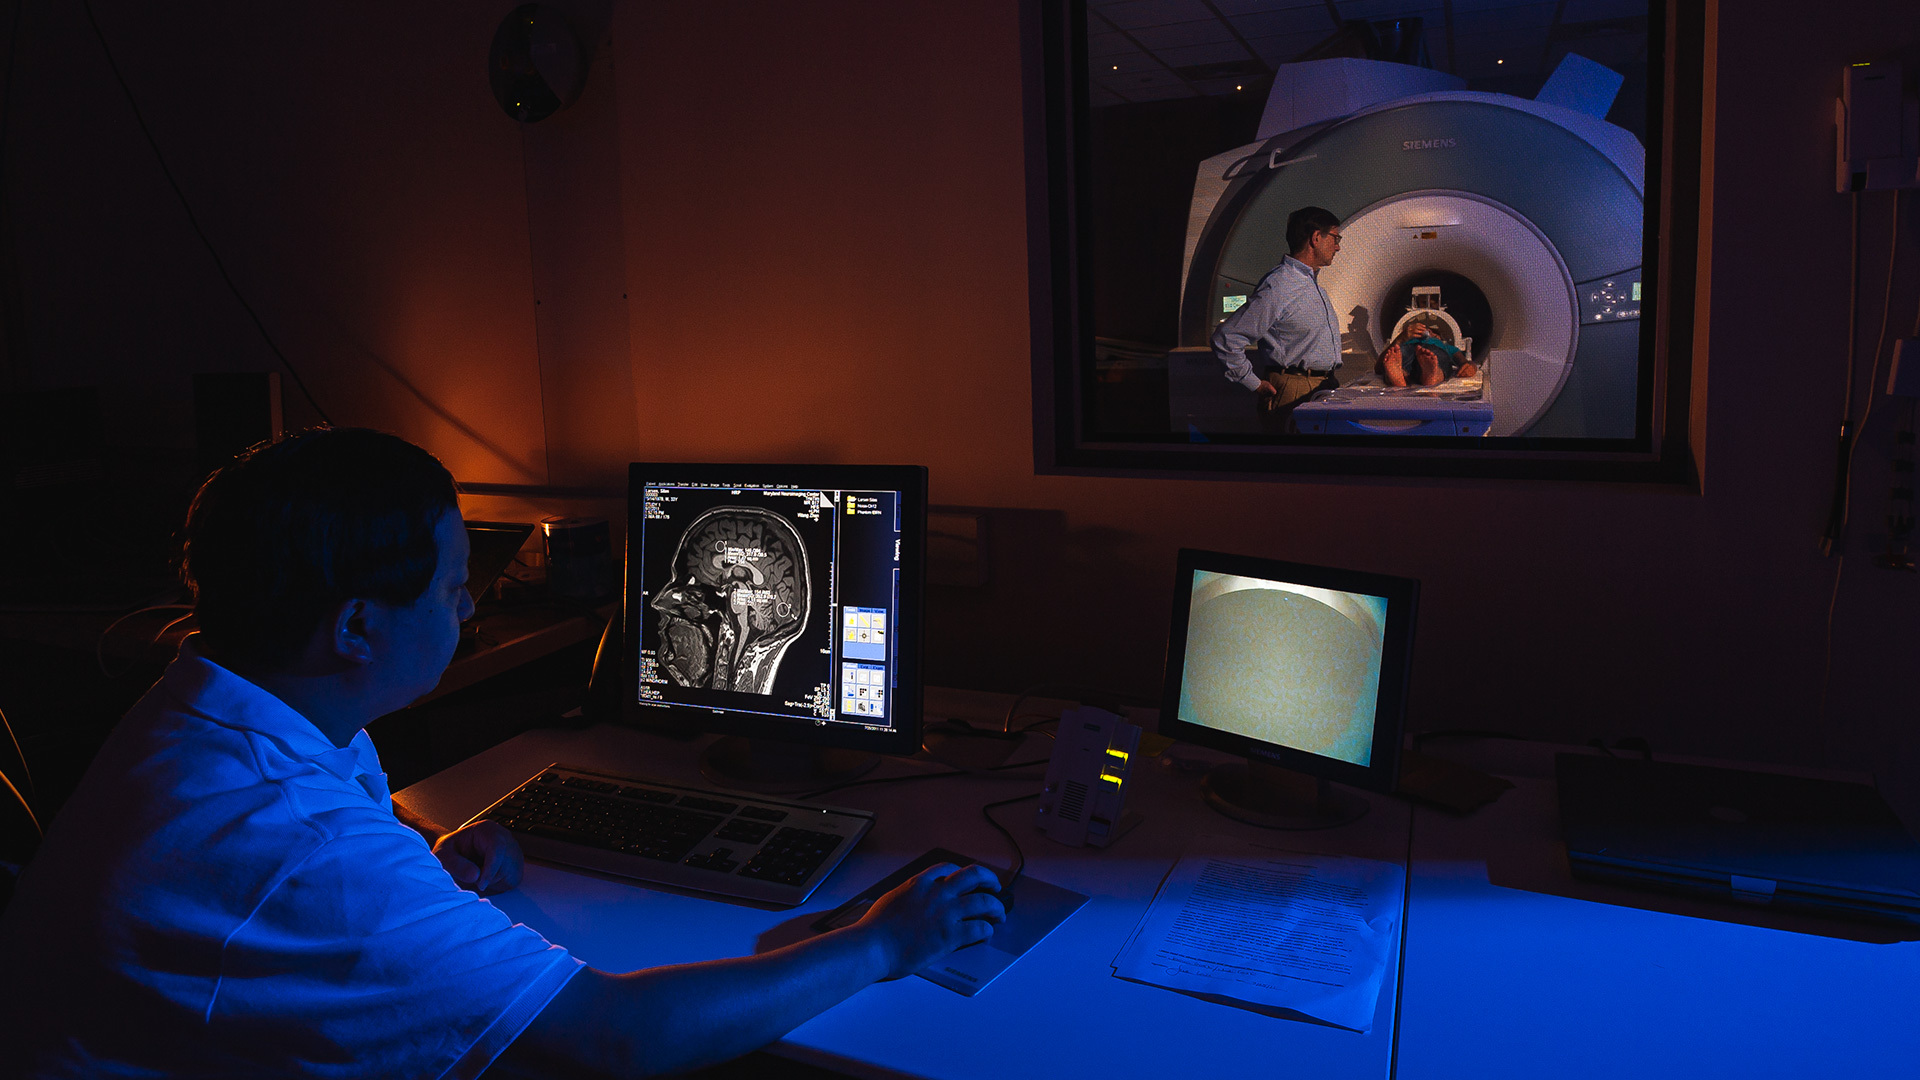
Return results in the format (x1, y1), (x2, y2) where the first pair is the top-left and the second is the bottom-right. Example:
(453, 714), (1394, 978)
(1271, 364), (1334, 376)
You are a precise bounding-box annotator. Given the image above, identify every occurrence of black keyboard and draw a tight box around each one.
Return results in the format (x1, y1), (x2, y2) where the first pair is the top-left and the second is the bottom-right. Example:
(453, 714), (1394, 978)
(466, 764), (873, 906)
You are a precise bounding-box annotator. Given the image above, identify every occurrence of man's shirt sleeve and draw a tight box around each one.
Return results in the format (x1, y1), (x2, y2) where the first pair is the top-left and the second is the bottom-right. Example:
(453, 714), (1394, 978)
(207, 813), (582, 1080)
(1210, 278), (1294, 390)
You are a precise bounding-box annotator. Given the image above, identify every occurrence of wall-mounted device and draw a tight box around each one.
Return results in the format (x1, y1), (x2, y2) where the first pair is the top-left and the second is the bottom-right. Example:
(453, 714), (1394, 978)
(1836, 61), (1919, 193)
(1034, 707), (1141, 848)
(489, 4), (586, 123)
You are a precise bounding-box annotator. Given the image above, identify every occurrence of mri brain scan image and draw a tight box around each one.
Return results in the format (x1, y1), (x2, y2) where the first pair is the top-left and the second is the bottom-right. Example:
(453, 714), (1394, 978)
(652, 507), (810, 694)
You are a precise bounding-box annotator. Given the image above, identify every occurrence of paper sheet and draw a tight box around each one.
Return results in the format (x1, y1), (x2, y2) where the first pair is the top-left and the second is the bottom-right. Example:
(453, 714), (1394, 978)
(1112, 838), (1405, 1032)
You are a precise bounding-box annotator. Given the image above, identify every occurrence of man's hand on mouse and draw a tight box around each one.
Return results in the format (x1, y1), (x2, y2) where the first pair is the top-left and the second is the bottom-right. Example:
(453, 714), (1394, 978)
(855, 863), (1006, 980)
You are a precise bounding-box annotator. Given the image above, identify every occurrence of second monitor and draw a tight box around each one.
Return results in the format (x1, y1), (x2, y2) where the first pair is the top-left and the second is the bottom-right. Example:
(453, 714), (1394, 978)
(1159, 548), (1418, 829)
(626, 462), (927, 790)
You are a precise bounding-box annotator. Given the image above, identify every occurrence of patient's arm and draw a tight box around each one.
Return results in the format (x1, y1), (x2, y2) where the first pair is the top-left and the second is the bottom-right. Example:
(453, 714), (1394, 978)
(494, 862), (1005, 1079)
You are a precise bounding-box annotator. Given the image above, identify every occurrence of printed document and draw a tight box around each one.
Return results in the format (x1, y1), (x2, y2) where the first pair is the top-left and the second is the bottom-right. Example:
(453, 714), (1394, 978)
(1112, 838), (1405, 1031)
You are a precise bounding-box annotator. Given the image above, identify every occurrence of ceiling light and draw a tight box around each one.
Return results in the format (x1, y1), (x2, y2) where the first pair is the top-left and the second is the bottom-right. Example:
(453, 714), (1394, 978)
(1496, 59), (1504, 65)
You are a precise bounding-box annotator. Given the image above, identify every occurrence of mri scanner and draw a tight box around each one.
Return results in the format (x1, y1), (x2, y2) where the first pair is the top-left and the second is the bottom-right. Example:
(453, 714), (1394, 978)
(1169, 53), (1645, 438)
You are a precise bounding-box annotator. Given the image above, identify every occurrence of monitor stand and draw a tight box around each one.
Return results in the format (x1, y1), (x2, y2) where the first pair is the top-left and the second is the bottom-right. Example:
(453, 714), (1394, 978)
(700, 736), (881, 794)
(1202, 759), (1370, 830)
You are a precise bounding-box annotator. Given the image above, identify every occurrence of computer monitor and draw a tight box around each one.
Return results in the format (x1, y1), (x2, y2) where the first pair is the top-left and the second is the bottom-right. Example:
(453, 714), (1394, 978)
(623, 462), (927, 790)
(1158, 548), (1417, 829)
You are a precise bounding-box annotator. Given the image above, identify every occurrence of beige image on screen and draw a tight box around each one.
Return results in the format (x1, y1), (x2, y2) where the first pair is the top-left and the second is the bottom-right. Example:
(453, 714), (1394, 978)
(1177, 572), (1387, 766)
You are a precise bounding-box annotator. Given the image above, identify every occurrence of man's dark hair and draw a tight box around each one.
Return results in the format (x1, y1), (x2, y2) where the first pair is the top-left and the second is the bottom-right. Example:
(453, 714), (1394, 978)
(182, 427), (459, 669)
(1286, 206), (1341, 254)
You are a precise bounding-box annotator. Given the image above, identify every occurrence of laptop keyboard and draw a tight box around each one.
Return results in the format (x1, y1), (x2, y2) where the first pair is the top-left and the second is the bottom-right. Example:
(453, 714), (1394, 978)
(467, 764), (873, 907)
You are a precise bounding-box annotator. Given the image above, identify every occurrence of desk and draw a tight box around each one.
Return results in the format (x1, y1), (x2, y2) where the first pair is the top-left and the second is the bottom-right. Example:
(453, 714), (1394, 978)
(396, 718), (1920, 1079)
(396, 712), (1412, 1080)
(1397, 741), (1920, 1078)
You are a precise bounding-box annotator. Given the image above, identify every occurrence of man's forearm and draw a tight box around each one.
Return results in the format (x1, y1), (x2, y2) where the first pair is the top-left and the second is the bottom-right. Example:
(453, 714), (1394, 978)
(503, 925), (894, 1078)
(391, 798), (445, 843)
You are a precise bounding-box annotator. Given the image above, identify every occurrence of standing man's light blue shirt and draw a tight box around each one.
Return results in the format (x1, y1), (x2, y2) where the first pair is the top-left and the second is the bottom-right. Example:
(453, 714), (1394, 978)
(1209, 254), (1343, 390)
(0, 642), (583, 1078)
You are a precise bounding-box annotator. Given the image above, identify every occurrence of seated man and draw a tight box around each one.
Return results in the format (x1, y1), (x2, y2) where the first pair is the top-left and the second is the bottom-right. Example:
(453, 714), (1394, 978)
(0, 428), (1003, 1078)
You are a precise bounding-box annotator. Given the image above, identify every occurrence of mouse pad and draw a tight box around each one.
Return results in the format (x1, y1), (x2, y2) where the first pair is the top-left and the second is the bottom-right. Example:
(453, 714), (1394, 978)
(811, 847), (1088, 997)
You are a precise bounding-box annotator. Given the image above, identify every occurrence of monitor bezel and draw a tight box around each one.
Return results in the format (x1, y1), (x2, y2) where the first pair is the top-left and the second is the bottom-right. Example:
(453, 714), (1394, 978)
(1158, 547), (1417, 793)
(622, 461), (927, 759)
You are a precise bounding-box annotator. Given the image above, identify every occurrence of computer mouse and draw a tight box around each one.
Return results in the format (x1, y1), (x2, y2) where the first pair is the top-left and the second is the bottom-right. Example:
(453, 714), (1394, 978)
(963, 872), (1015, 915)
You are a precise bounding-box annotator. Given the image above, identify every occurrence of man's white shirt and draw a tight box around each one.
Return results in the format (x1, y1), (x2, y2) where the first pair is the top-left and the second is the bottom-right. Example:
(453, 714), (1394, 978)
(1209, 254), (1344, 390)
(0, 640), (582, 1078)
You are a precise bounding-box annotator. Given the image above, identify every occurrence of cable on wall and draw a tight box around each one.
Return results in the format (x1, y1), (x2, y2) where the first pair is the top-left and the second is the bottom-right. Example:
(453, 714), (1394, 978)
(79, 0), (332, 425)
(1818, 188), (1911, 729)
(1823, 191), (1904, 555)
(1850, 189), (1907, 493)
(1822, 196), (1865, 556)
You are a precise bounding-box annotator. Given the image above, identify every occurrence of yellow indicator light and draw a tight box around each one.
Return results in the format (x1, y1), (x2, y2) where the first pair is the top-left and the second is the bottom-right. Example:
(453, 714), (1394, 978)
(1852, 62), (1873, 67)
(1101, 773), (1123, 785)
(1105, 748), (1129, 761)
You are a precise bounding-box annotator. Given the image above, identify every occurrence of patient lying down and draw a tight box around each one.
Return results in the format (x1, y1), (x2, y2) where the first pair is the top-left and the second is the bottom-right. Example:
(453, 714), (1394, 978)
(1376, 317), (1479, 387)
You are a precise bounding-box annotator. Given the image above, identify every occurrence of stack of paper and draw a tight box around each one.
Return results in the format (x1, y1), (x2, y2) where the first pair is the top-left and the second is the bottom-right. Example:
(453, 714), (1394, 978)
(1112, 838), (1405, 1032)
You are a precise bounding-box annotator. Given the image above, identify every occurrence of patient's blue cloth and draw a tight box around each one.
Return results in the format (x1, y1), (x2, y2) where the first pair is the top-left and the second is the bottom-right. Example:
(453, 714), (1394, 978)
(0, 641), (582, 1078)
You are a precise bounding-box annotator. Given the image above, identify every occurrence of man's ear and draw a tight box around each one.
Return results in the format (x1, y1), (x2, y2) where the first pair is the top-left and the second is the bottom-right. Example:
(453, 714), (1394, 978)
(328, 598), (374, 666)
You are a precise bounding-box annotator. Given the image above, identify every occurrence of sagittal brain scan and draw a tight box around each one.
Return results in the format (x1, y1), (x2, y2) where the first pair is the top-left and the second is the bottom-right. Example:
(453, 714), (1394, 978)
(635, 474), (906, 733)
(652, 507), (810, 694)
(1176, 572), (1387, 767)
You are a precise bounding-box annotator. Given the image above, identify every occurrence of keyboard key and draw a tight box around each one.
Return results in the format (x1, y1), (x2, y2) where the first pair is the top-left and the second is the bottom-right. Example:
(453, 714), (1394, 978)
(561, 776), (618, 794)
(616, 786), (678, 804)
(678, 796), (740, 814)
(716, 820), (774, 844)
(738, 827), (844, 886)
(736, 806), (788, 823)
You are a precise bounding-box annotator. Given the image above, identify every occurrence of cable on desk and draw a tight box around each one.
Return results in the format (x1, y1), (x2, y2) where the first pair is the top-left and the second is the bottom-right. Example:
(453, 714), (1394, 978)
(919, 716), (1059, 773)
(802, 754), (1051, 802)
(981, 792), (1039, 895)
(999, 682), (1140, 734)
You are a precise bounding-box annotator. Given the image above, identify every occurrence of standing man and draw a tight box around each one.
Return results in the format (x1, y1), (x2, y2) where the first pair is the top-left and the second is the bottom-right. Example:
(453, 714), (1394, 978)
(1210, 206), (1344, 429)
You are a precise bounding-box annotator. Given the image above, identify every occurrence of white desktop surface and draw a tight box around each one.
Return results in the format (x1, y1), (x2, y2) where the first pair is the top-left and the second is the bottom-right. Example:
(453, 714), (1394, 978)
(1397, 754), (1920, 1078)
(395, 721), (1411, 1080)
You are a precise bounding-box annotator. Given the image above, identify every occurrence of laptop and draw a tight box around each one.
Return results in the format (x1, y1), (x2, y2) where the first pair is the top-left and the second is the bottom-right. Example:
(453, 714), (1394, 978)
(1556, 753), (1920, 925)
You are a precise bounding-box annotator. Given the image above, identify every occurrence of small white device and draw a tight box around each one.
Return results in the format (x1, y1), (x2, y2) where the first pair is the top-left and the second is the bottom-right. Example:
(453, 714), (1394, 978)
(1034, 706), (1142, 848)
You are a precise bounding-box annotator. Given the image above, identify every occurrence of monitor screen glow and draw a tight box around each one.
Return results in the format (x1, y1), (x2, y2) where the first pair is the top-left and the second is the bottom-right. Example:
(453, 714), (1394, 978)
(1159, 548), (1416, 794)
(1175, 571), (1388, 768)
(622, 463), (927, 759)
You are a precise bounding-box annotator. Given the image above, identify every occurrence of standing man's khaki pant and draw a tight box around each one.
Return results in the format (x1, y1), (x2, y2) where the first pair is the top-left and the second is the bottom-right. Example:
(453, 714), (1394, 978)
(1262, 370), (1340, 433)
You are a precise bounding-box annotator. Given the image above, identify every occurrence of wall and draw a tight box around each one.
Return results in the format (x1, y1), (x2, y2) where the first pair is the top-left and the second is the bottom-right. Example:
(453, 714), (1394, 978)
(610, 0), (1920, 815)
(2, 0), (555, 484)
(4, 2), (1916, 813)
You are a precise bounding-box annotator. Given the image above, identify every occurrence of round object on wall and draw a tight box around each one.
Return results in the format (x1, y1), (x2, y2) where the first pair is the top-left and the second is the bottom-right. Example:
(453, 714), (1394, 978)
(488, 4), (584, 123)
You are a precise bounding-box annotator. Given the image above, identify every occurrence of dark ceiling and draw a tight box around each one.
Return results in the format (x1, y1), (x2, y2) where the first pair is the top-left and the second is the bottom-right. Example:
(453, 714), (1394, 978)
(1088, 0), (1650, 105)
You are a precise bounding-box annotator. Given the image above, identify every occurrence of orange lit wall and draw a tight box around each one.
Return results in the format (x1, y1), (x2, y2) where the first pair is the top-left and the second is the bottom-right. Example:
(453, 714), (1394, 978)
(609, 0), (1920, 816)
(4, 1), (551, 485)
(6, 2), (1917, 813)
